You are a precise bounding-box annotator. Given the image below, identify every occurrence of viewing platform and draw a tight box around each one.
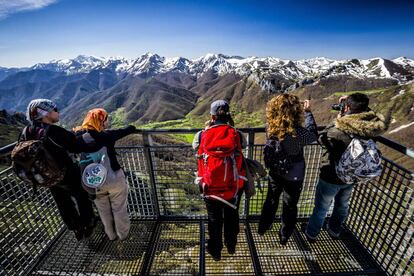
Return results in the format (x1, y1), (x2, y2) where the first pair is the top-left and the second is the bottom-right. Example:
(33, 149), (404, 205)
(1, 128), (413, 275)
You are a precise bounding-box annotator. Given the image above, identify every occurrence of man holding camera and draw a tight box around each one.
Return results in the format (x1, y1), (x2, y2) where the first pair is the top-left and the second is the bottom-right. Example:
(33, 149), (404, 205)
(304, 93), (389, 242)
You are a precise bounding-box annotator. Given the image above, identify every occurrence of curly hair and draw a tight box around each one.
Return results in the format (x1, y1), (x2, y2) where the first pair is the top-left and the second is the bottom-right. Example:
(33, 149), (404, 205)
(266, 93), (303, 140)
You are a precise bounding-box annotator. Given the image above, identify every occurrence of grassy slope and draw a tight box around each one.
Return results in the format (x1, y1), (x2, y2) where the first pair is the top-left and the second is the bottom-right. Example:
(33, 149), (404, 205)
(131, 83), (414, 169)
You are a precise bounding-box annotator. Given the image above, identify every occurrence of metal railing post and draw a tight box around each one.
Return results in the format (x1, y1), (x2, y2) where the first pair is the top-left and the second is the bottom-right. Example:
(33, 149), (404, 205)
(244, 130), (255, 217)
(199, 221), (206, 276)
(143, 132), (160, 217)
(245, 221), (263, 275)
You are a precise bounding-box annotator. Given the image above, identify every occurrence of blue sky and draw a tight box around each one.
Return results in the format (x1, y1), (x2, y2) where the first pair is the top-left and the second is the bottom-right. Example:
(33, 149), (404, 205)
(0, 0), (413, 67)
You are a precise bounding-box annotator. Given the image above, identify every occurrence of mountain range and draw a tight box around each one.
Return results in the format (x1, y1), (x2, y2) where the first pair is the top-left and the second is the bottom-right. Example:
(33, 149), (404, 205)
(2, 53), (413, 84)
(0, 53), (413, 129)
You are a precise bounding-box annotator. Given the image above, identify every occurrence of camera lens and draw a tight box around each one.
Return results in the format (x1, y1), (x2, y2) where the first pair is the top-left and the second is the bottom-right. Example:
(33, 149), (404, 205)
(331, 104), (341, 111)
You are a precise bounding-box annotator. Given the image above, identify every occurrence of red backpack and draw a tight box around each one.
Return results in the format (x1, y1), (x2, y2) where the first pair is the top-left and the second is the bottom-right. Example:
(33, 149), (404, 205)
(197, 125), (246, 203)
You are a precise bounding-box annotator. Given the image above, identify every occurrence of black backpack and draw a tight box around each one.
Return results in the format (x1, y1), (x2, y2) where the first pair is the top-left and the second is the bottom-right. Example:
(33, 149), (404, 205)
(263, 137), (292, 175)
(11, 126), (66, 192)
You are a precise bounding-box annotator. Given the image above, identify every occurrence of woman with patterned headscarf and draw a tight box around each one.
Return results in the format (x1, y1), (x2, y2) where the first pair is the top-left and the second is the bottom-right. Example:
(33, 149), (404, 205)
(74, 108), (137, 241)
(21, 99), (97, 241)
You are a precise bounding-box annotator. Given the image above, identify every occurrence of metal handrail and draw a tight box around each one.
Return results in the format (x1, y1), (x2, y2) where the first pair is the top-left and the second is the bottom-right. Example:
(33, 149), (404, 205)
(1, 127), (413, 159)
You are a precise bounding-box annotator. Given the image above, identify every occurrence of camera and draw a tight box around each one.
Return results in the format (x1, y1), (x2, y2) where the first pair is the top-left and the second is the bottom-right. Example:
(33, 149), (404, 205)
(331, 99), (346, 113)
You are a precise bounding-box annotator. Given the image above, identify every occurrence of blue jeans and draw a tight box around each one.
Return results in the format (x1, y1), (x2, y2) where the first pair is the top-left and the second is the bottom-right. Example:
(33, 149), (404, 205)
(306, 178), (354, 239)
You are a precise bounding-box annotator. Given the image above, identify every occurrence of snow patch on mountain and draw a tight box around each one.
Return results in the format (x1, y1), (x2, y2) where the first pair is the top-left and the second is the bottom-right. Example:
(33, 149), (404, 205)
(6, 53), (414, 85)
(393, 57), (414, 68)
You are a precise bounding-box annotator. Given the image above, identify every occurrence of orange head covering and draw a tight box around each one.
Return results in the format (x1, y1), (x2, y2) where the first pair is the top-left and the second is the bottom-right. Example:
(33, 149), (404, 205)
(74, 108), (108, 132)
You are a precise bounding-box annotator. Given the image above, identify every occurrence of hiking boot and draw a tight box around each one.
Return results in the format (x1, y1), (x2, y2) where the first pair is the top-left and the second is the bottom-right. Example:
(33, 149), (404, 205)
(115, 240), (126, 258)
(83, 225), (95, 238)
(257, 224), (270, 236)
(73, 228), (84, 241)
(278, 232), (289, 245)
(225, 242), (236, 255)
(83, 216), (97, 238)
(301, 223), (316, 244)
(326, 225), (341, 240)
(206, 245), (221, 261)
(257, 228), (266, 236)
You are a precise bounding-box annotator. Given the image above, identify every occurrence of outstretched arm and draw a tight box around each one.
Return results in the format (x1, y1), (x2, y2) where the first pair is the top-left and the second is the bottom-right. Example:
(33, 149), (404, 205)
(300, 100), (318, 144)
(101, 125), (137, 143)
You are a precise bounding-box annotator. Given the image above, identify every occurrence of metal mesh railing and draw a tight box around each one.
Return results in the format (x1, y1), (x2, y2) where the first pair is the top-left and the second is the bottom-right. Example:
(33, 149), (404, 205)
(151, 146), (204, 218)
(0, 128), (413, 275)
(0, 168), (64, 276)
(347, 157), (414, 275)
(247, 144), (324, 219)
(118, 147), (157, 219)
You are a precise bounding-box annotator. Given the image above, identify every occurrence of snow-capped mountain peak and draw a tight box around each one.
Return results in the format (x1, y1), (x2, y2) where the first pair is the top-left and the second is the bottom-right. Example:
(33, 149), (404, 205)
(393, 57), (414, 68)
(13, 53), (414, 83)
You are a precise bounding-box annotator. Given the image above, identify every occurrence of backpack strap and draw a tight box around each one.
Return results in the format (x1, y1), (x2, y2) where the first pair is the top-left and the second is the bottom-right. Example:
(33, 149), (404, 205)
(205, 195), (237, 209)
(47, 136), (64, 149)
(39, 125), (64, 149)
(18, 126), (29, 142)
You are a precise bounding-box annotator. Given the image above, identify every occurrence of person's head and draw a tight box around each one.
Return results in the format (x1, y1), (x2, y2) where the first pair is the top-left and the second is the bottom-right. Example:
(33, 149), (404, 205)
(209, 100), (234, 126)
(344, 93), (370, 114)
(75, 108), (109, 132)
(26, 99), (59, 124)
(266, 93), (303, 140)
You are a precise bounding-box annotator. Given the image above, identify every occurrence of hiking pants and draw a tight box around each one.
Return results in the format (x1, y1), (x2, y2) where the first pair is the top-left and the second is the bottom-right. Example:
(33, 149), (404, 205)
(258, 173), (303, 238)
(204, 191), (242, 255)
(49, 164), (95, 231)
(94, 169), (130, 240)
(306, 178), (354, 239)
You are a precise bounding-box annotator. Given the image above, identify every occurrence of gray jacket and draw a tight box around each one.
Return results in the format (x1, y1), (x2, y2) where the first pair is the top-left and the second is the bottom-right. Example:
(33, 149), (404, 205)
(244, 158), (267, 198)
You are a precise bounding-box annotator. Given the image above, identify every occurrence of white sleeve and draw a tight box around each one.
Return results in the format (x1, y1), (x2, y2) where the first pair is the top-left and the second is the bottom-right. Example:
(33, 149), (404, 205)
(192, 131), (202, 150)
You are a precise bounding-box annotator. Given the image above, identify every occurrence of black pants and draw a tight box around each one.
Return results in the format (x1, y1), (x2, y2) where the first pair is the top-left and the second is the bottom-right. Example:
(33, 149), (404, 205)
(258, 173), (303, 238)
(204, 192), (242, 255)
(49, 164), (95, 231)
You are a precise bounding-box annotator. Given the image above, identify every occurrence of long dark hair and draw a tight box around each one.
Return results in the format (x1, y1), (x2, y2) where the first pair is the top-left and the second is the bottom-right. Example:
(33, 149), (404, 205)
(214, 109), (235, 126)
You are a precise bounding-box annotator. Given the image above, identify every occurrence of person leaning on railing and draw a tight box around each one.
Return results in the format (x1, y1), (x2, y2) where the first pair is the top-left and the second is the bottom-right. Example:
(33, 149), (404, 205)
(258, 94), (317, 245)
(22, 99), (97, 240)
(74, 108), (137, 242)
(304, 93), (389, 242)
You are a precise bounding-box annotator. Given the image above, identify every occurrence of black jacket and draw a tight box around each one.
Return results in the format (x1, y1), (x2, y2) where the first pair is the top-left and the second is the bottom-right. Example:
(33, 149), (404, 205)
(75, 126), (136, 171)
(21, 122), (94, 169)
(319, 110), (389, 185)
(267, 111), (318, 181)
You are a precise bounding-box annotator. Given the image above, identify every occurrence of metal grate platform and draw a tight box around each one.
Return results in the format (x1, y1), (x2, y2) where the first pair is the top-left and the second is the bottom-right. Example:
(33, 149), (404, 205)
(30, 220), (381, 276)
(32, 221), (156, 275)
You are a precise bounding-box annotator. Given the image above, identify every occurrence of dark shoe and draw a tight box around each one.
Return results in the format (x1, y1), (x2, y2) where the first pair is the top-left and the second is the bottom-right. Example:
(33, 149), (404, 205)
(326, 225), (341, 240)
(206, 246), (221, 261)
(73, 228), (84, 241)
(279, 233), (289, 245)
(258, 224), (270, 236)
(225, 243), (236, 254)
(301, 223), (316, 244)
(258, 228), (266, 236)
(115, 240), (125, 258)
(278, 231), (289, 245)
(83, 225), (95, 238)
(83, 217), (97, 238)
